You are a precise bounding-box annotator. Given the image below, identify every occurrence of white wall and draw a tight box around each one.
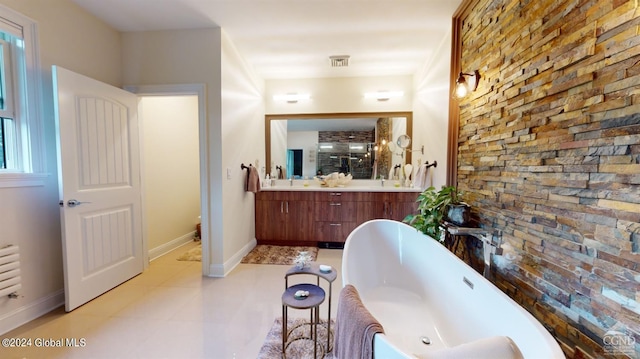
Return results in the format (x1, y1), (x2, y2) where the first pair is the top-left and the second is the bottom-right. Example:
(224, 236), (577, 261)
(219, 30), (265, 274)
(265, 75), (413, 114)
(122, 28), (226, 276)
(0, 0), (122, 334)
(412, 30), (453, 189)
(141, 96), (200, 256)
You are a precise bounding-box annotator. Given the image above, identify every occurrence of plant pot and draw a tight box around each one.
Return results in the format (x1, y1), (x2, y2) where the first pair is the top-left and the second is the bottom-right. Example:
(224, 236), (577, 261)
(447, 203), (470, 226)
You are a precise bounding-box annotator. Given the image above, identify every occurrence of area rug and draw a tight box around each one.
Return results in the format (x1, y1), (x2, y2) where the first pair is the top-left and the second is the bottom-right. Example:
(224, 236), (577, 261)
(241, 245), (318, 265)
(176, 245), (201, 261)
(257, 317), (335, 359)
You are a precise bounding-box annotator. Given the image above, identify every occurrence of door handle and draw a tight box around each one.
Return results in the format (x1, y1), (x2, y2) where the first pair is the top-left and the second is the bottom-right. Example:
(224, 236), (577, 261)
(67, 199), (91, 207)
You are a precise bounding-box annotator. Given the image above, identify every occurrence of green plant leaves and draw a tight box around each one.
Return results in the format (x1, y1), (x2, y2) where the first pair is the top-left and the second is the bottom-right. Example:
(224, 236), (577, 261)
(402, 185), (464, 242)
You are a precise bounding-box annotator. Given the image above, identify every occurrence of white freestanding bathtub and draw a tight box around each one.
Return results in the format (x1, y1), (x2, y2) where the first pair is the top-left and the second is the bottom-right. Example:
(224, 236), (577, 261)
(342, 219), (564, 359)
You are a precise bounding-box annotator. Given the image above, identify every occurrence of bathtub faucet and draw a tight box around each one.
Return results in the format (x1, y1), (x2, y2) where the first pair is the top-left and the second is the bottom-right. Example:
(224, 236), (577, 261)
(447, 227), (503, 278)
(447, 227), (502, 247)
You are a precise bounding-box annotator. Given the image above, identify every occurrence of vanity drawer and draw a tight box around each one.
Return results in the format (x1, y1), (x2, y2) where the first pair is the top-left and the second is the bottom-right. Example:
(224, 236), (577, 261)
(314, 201), (356, 221)
(315, 221), (357, 242)
(314, 191), (360, 202)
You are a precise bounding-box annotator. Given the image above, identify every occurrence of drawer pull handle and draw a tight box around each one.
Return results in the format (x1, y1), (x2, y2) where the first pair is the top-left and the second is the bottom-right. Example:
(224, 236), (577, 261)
(329, 223), (342, 226)
(330, 203), (342, 206)
(330, 193), (342, 196)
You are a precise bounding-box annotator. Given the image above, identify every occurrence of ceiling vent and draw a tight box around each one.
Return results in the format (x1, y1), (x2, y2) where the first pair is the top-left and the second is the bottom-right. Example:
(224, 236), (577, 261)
(330, 55), (350, 67)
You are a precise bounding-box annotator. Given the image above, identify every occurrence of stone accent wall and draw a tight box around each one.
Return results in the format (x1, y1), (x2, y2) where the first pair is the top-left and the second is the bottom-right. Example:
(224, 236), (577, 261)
(456, 0), (640, 358)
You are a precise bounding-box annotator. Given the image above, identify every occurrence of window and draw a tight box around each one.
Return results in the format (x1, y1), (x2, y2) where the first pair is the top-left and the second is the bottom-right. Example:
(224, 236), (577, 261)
(0, 5), (45, 186)
(0, 36), (16, 170)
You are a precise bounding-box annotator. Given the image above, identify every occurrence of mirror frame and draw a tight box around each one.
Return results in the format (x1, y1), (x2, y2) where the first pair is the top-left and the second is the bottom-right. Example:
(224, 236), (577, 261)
(265, 111), (413, 176)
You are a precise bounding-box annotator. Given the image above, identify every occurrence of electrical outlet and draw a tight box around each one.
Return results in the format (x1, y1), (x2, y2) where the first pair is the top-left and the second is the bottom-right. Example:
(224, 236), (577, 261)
(226, 168), (231, 179)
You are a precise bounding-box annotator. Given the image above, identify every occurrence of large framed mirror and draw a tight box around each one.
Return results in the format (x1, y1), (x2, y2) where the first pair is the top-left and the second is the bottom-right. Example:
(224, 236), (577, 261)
(265, 112), (412, 180)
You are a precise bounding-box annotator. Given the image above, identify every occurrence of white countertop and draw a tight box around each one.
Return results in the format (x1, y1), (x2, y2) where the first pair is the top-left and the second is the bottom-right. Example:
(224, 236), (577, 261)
(260, 179), (422, 192)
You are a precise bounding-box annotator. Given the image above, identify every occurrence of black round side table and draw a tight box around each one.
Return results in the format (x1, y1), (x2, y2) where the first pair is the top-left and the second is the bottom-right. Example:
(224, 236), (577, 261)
(282, 283), (325, 358)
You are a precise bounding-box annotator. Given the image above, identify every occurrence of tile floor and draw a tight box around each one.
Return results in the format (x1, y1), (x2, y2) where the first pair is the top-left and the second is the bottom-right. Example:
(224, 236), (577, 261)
(2, 241), (344, 359)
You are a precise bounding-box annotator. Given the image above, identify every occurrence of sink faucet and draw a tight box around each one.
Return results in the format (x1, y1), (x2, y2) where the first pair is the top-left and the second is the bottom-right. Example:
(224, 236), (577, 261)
(289, 177), (293, 186)
(381, 175), (385, 187)
(447, 227), (503, 278)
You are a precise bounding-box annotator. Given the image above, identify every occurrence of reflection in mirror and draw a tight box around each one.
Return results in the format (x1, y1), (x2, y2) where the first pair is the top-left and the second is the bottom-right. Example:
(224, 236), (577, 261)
(265, 112), (412, 180)
(286, 149), (303, 178)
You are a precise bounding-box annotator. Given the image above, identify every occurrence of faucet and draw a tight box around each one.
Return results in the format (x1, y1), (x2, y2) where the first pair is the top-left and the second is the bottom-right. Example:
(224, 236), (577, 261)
(380, 175), (385, 187)
(289, 177), (293, 186)
(447, 227), (503, 278)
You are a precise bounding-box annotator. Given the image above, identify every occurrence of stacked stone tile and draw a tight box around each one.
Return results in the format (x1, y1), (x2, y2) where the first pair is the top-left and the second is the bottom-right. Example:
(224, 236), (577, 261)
(456, 0), (640, 357)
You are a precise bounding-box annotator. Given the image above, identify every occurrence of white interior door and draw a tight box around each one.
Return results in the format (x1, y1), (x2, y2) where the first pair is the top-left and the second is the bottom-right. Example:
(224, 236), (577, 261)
(53, 66), (144, 312)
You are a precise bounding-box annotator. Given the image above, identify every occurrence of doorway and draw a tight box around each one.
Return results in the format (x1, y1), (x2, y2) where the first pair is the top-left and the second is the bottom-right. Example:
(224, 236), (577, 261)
(286, 149), (303, 178)
(126, 84), (209, 275)
(140, 95), (201, 259)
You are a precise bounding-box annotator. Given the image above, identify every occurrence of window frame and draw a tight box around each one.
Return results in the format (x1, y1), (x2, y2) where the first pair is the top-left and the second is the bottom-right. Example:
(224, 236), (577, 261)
(0, 5), (46, 188)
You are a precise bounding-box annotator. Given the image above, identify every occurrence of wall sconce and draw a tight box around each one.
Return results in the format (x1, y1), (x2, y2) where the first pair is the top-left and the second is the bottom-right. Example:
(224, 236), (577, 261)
(364, 91), (404, 101)
(273, 93), (311, 103)
(454, 70), (481, 99)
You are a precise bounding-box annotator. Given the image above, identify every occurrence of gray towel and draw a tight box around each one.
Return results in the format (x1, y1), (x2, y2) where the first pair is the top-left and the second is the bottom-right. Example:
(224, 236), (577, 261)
(333, 284), (384, 359)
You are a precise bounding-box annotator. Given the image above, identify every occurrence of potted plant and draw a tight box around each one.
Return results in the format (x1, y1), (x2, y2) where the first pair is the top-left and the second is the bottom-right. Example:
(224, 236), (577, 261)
(403, 185), (469, 241)
(444, 186), (470, 226)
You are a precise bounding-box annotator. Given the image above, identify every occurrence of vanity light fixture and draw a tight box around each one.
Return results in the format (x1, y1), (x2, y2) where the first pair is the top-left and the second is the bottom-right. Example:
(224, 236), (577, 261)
(273, 93), (311, 103)
(454, 70), (481, 99)
(364, 91), (404, 101)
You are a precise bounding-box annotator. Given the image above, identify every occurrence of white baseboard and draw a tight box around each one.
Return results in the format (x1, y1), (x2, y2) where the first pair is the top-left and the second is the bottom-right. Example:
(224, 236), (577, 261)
(149, 231), (197, 261)
(0, 289), (64, 335)
(208, 238), (256, 277)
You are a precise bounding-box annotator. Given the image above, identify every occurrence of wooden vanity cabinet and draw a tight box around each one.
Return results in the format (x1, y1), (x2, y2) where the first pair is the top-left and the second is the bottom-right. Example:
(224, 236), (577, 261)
(313, 192), (358, 243)
(255, 190), (419, 245)
(255, 191), (314, 245)
(356, 192), (418, 222)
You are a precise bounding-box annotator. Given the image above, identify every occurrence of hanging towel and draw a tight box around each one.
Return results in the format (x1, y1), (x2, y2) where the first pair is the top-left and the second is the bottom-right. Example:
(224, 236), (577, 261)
(334, 284), (384, 359)
(414, 163), (430, 191)
(246, 166), (260, 193)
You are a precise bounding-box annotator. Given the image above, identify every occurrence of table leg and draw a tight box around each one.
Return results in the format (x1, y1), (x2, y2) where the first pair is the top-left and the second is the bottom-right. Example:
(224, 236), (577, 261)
(313, 305), (318, 359)
(327, 284), (332, 352)
(282, 305), (287, 357)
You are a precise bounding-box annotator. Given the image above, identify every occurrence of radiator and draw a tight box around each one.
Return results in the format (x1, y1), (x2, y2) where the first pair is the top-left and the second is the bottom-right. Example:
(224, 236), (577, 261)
(0, 245), (21, 298)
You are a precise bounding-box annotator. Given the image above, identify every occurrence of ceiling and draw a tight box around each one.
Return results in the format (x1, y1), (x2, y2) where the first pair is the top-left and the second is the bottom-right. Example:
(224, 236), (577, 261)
(72, 0), (462, 80)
